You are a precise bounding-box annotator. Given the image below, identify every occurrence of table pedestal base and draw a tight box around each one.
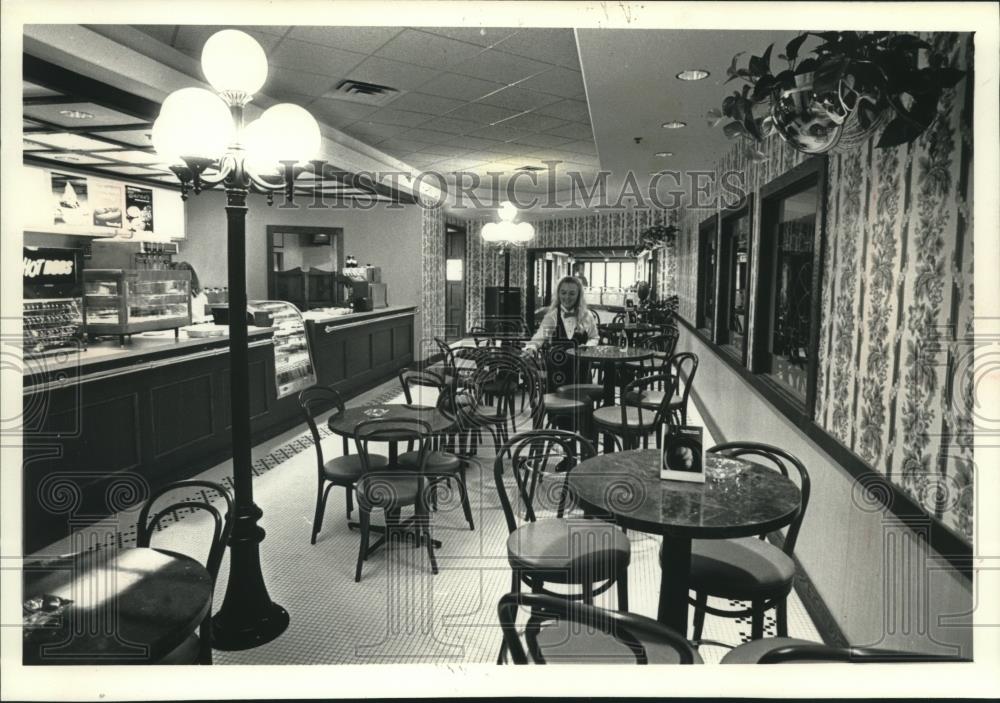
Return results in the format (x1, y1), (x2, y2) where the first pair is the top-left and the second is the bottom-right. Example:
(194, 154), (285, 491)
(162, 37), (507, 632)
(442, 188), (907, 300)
(658, 535), (692, 636)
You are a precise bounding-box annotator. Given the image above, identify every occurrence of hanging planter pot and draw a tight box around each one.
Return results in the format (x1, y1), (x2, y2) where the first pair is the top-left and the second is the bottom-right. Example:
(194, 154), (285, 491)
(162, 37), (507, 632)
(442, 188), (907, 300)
(769, 72), (845, 154)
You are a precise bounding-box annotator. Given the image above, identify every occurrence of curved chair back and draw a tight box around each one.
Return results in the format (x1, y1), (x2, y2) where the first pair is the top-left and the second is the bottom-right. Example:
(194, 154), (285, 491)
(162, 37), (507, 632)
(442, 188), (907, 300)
(757, 643), (967, 664)
(434, 336), (457, 375)
(298, 386), (346, 473)
(647, 328), (680, 357)
(137, 479), (234, 583)
(354, 417), (432, 511)
(470, 346), (547, 430)
(707, 442), (811, 554)
(493, 429), (596, 532)
(398, 367), (448, 406)
(498, 592), (699, 665)
(670, 351), (699, 408)
(620, 372), (679, 431)
(610, 312), (627, 325)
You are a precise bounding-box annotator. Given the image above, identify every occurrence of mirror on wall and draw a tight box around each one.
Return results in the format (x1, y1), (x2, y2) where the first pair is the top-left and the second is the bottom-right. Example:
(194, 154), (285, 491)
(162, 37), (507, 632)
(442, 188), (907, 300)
(266, 225), (345, 311)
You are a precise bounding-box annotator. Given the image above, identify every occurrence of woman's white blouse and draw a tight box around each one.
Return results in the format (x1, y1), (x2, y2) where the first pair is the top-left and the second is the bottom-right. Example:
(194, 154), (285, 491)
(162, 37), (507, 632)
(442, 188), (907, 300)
(526, 307), (600, 349)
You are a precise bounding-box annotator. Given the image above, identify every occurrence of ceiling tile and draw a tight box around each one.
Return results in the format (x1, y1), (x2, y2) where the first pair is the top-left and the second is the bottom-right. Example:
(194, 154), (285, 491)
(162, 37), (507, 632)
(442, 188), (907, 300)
(90, 128), (154, 148)
(491, 29), (581, 69)
(561, 139), (599, 155)
(308, 99), (379, 128)
(450, 49), (551, 84)
(343, 121), (410, 143)
(23, 102), (148, 129)
(264, 66), (340, 99)
(414, 143), (472, 158)
(446, 101), (520, 125)
(32, 153), (117, 166)
(418, 116), (480, 135)
(97, 149), (159, 164)
(497, 111), (569, 133)
(469, 123), (530, 143)
(366, 107), (433, 128)
(347, 56), (439, 92)
(25, 133), (123, 151)
(516, 66), (587, 99)
(419, 27), (520, 48)
(395, 127), (457, 145)
(375, 29), (485, 69)
(447, 134), (509, 150)
(535, 98), (591, 123)
(385, 91), (465, 116)
(418, 72), (505, 102)
(268, 37), (367, 77)
(23, 81), (61, 99)
(509, 132), (576, 148)
(544, 122), (595, 140)
(285, 26), (401, 54)
(98, 165), (161, 176)
(477, 86), (562, 113)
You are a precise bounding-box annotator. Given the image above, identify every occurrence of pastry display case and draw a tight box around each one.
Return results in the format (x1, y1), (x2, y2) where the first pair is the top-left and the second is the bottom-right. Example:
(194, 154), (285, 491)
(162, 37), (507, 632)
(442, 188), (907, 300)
(83, 269), (191, 345)
(23, 246), (87, 356)
(248, 300), (316, 399)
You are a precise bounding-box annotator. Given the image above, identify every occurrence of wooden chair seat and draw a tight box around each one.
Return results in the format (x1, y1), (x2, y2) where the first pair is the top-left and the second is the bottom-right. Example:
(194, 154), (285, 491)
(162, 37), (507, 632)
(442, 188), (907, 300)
(356, 472), (421, 510)
(556, 383), (604, 403)
(719, 637), (820, 664)
(530, 620), (705, 664)
(398, 449), (462, 472)
(688, 536), (796, 599)
(543, 393), (589, 413)
(506, 519), (631, 583)
(322, 453), (387, 481)
(592, 405), (659, 430)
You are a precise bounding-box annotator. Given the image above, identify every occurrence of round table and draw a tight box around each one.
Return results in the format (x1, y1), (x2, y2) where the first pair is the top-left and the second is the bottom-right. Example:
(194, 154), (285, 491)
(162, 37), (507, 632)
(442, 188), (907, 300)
(566, 449), (801, 636)
(327, 403), (453, 462)
(22, 547), (212, 665)
(599, 323), (660, 345)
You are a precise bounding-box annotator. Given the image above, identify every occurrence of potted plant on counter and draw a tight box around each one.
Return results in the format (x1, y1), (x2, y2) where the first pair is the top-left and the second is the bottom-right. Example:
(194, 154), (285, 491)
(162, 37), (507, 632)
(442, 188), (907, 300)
(708, 31), (966, 158)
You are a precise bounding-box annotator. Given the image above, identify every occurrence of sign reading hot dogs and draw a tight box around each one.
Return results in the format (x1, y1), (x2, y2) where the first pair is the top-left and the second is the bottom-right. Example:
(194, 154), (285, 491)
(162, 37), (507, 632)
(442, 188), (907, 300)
(23, 247), (82, 298)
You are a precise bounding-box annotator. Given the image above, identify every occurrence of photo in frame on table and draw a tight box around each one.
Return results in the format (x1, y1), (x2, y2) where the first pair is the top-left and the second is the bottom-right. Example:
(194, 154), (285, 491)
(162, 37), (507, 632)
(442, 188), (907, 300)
(660, 424), (705, 483)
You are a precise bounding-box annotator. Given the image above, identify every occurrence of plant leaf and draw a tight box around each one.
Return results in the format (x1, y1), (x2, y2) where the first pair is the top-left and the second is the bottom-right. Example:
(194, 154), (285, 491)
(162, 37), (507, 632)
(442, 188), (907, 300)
(876, 116), (923, 148)
(934, 67), (966, 89)
(773, 69), (797, 90)
(723, 121), (749, 139)
(889, 34), (931, 52)
(761, 43), (774, 72)
(749, 53), (767, 77)
(786, 33), (809, 62)
(795, 57), (819, 75)
(752, 74), (776, 101)
(727, 52), (745, 77)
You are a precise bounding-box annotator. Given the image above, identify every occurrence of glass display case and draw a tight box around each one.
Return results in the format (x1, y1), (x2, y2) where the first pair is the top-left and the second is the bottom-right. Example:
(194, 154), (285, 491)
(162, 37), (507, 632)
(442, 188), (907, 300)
(249, 300), (316, 399)
(83, 269), (191, 345)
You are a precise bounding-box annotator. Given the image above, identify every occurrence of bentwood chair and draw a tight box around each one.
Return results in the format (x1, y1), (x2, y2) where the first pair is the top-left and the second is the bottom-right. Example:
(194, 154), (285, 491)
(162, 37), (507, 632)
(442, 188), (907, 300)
(137, 479), (234, 664)
(353, 417), (436, 582)
(591, 373), (678, 451)
(688, 442), (811, 642)
(719, 638), (968, 664)
(497, 592), (702, 665)
(493, 429), (631, 662)
(622, 329), (680, 381)
(624, 352), (698, 426)
(298, 386), (388, 544)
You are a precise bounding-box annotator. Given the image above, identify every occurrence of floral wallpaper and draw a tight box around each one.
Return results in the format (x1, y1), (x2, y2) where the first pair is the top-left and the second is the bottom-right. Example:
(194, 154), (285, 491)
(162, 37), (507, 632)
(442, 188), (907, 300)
(420, 204), (446, 358)
(453, 209), (675, 330)
(674, 33), (973, 542)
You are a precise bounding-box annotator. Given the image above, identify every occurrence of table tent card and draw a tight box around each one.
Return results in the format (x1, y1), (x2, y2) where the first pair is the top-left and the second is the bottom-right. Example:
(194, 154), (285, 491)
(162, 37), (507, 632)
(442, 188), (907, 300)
(660, 424), (705, 483)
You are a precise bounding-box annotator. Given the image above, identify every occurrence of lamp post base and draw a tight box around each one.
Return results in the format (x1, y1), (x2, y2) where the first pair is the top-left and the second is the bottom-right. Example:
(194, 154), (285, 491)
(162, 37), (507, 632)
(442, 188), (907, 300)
(210, 502), (290, 650)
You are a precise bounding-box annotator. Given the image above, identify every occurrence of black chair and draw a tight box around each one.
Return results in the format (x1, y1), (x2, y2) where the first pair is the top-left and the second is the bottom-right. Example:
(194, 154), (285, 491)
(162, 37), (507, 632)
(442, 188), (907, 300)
(137, 479), (234, 664)
(591, 372), (678, 451)
(688, 442), (811, 641)
(398, 367), (451, 407)
(624, 352), (698, 425)
(622, 328), (680, 380)
(298, 386), (389, 544)
(493, 429), (631, 662)
(397, 379), (476, 531)
(497, 592), (702, 664)
(719, 637), (968, 664)
(353, 417), (437, 582)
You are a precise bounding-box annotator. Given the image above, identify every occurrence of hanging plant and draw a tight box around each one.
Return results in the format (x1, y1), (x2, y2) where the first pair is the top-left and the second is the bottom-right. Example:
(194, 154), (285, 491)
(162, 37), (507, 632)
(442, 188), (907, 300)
(707, 31), (966, 156)
(632, 224), (678, 256)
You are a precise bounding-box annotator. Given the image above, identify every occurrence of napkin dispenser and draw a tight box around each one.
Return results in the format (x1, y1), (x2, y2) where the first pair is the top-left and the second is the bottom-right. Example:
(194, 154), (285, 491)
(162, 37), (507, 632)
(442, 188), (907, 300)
(660, 425), (705, 483)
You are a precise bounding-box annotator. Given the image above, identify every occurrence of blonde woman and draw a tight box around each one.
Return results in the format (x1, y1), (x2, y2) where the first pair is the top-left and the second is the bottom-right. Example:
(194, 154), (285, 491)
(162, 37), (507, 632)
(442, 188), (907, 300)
(525, 275), (599, 388)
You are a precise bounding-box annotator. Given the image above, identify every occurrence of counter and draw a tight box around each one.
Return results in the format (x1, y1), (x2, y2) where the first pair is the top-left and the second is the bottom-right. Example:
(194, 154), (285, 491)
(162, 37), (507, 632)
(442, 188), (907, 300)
(21, 327), (290, 553)
(303, 305), (415, 397)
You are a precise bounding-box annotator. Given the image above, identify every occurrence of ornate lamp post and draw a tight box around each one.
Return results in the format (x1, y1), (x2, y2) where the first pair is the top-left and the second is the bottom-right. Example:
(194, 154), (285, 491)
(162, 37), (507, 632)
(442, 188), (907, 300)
(481, 202), (534, 323)
(152, 29), (322, 649)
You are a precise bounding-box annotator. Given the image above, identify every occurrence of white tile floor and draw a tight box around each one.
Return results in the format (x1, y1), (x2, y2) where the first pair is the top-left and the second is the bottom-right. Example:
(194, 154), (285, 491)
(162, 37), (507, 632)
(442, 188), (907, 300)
(34, 378), (821, 664)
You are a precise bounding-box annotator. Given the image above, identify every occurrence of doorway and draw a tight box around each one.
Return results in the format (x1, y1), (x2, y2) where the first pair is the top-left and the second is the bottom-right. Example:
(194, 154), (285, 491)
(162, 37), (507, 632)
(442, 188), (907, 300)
(445, 224), (466, 339)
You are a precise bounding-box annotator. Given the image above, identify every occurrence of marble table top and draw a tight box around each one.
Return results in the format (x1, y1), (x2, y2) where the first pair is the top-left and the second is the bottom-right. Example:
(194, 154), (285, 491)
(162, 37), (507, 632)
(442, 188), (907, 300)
(567, 449), (801, 539)
(567, 345), (653, 363)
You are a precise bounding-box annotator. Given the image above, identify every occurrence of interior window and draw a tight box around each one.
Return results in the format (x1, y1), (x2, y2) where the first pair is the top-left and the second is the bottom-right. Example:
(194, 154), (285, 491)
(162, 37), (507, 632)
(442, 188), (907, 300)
(698, 219), (717, 334)
(764, 184), (819, 401)
(721, 208), (751, 360)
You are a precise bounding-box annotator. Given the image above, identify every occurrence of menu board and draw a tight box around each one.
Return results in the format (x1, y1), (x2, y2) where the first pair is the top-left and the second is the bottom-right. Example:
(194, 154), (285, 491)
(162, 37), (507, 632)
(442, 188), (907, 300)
(51, 171), (90, 227)
(91, 179), (124, 229)
(125, 186), (154, 234)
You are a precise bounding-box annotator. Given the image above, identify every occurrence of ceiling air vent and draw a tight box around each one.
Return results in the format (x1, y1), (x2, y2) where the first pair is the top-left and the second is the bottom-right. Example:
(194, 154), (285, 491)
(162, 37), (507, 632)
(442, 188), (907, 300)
(326, 79), (400, 106)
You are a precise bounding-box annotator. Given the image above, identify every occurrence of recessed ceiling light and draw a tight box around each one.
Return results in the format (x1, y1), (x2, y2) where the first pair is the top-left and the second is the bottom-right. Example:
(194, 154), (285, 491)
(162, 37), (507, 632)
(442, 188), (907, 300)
(655, 151), (674, 157)
(676, 69), (710, 81)
(59, 109), (95, 119)
(661, 121), (687, 129)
